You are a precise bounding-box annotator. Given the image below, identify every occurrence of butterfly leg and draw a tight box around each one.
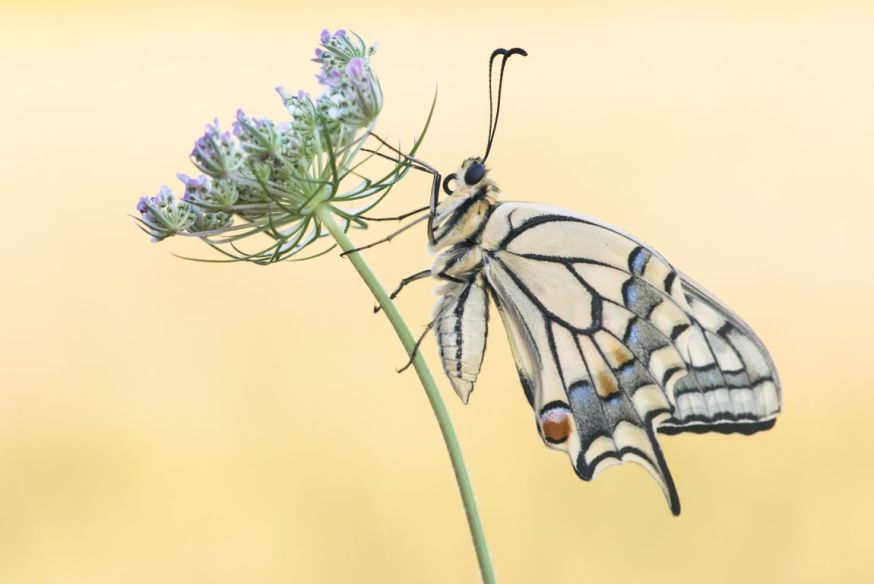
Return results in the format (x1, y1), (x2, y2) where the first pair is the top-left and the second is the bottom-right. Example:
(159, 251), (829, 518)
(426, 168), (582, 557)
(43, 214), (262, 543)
(339, 214), (429, 256)
(357, 205), (429, 222)
(374, 269), (431, 314)
(396, 285), (466, 373)
(361, 147), (434, 176)
(397, 318), (437, 373)
(367, 132), (442, 245)
(367, 133), (440, 174)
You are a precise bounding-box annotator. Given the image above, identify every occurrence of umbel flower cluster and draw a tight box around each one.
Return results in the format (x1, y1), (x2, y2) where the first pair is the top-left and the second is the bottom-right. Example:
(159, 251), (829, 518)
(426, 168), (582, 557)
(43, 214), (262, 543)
(135, 29), (428, 263)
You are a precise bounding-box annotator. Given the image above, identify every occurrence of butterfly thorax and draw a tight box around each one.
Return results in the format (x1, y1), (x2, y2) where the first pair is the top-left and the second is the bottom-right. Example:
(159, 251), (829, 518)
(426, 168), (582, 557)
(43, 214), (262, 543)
(430, 164), (499, 283)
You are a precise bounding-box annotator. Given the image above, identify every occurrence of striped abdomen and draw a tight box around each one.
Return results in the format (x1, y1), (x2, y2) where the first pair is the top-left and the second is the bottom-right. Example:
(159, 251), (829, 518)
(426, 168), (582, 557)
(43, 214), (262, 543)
(434, 279), (489, 404)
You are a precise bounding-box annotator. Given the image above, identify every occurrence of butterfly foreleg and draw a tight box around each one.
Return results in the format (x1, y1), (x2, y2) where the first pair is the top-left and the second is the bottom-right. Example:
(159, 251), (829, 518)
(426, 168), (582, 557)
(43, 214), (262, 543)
(373, 269), (432, 314)
(360, 147), (434, 176)
(366, 132), (440, 175)
(356, 205), (430, 222)
(366, 132), (442, 246)
(339, 213), (429, 256)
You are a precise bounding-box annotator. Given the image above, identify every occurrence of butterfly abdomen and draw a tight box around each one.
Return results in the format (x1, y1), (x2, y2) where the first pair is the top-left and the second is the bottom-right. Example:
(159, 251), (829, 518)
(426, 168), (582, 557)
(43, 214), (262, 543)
(434, 279), (489, 404)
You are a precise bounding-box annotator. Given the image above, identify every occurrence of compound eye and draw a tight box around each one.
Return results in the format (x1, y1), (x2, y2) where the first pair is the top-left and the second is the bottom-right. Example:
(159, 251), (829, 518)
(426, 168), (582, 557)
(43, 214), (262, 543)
(464, 162), (485, 186)
(442, 173), (458, 195)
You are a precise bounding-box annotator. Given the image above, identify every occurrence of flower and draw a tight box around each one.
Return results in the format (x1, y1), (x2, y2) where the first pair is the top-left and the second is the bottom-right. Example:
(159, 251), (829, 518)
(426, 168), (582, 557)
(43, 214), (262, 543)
(313, 28), (371, 82)
(178, 173), (239, 212)
(190, 120), (245, 179)
(313, 29), (382, 129)
(134, 29), (416, 263)
(189, 209), (233, 233)
(233, 108), (301, 164)
(275, 88), (319, 159)
(135, 186), (196, 242)
(322, 57), (382, 128)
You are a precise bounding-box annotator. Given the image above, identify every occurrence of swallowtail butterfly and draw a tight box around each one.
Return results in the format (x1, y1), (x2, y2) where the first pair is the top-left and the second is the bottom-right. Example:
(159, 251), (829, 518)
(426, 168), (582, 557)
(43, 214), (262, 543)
(367, 48), (781, 515)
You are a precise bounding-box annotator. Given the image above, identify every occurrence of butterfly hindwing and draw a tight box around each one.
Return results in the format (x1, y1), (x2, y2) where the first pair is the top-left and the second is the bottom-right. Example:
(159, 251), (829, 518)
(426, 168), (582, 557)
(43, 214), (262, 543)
(480, 202), (781, 514)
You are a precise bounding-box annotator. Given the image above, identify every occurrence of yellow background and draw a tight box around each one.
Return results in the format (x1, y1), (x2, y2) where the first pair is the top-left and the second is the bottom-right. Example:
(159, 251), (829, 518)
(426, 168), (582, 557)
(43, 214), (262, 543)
(2, 1), (873, 582)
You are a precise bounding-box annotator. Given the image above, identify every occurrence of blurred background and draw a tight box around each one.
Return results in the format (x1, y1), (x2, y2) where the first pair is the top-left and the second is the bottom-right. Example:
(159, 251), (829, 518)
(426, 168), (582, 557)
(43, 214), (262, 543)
(2, 1), (873, 582)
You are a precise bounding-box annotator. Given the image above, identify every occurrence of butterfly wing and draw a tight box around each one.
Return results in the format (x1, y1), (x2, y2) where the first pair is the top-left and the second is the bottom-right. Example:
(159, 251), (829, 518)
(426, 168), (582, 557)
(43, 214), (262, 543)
(480, 202), (781, 514)
(658, 273), (781, 435)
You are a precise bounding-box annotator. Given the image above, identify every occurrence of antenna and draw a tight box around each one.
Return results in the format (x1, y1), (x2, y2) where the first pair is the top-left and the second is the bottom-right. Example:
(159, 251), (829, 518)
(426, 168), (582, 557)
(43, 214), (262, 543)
(483, 47), (527, 162)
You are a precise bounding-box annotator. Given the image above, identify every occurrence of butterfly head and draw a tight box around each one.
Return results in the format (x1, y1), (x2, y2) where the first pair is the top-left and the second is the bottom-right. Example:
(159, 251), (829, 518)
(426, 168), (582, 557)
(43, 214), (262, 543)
(441, 157), (491, 197)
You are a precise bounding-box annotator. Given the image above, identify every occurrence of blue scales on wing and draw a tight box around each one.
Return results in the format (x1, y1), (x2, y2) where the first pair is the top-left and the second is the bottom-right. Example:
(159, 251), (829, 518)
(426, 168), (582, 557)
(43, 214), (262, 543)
(478, 202), (781, 514)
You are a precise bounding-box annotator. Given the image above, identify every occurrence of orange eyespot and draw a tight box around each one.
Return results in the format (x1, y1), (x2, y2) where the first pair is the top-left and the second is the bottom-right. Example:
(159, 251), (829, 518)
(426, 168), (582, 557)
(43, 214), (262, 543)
(540, 406), (572, 444)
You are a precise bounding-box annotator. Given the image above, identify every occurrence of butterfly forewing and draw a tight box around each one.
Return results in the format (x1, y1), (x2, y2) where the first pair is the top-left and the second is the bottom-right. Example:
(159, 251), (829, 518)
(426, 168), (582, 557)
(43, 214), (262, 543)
(479, 202), (782, 514)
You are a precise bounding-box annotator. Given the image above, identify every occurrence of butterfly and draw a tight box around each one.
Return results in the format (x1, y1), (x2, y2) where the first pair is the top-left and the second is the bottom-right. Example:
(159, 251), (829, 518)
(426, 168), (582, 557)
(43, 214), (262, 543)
(363, 48), (781, 515)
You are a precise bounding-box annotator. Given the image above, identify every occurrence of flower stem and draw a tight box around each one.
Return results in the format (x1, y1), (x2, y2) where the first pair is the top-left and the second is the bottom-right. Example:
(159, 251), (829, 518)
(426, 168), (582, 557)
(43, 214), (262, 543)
(316, 206), (496, 584)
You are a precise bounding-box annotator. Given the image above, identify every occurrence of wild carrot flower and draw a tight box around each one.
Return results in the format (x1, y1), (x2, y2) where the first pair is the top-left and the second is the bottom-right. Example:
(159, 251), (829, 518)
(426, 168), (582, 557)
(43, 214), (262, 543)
(190, 120), (245, 179)
(179, 173), (239, 212)
(136, 187), (196, 242)
(134, 28), (404, 264)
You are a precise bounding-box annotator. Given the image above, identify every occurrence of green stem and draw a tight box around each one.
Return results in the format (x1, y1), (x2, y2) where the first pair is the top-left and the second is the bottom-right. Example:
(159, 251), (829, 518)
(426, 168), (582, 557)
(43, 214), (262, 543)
(316, 206), (496, 584)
